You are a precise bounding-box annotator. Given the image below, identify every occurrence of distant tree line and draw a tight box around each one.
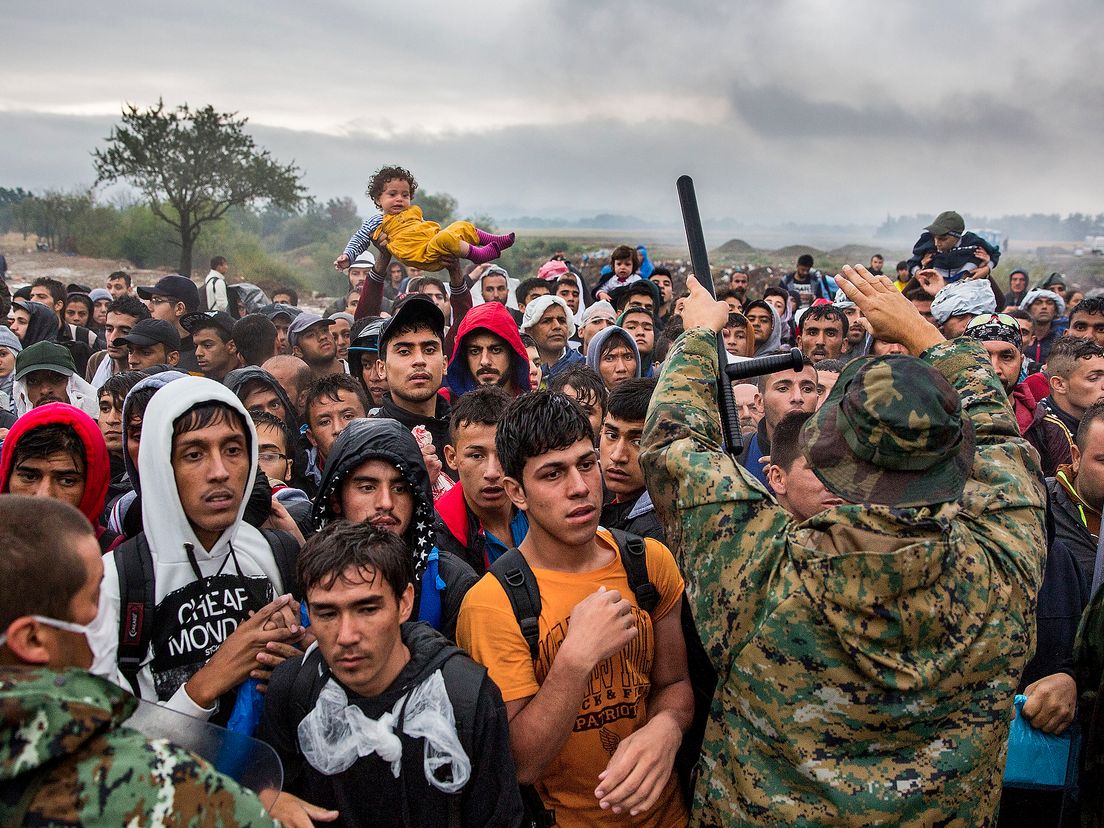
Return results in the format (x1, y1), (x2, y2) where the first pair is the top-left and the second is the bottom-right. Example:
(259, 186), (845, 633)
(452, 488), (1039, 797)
(876, 212), (1104, 241)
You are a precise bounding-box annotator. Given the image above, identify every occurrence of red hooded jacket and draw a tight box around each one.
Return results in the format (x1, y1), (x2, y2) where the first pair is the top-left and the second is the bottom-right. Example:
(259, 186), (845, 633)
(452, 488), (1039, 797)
(445, 302), (532, 398)
(0, 402), (118, 551)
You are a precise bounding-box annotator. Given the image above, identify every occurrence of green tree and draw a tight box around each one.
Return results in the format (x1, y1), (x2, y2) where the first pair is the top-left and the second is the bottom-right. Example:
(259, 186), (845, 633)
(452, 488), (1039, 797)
(415, 191), (457, 225)
(92, 100), (307, 276)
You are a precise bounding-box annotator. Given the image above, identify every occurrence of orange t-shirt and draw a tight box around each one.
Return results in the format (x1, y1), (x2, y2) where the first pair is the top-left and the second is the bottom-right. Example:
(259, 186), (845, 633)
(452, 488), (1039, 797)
(457, 529), (688, 828)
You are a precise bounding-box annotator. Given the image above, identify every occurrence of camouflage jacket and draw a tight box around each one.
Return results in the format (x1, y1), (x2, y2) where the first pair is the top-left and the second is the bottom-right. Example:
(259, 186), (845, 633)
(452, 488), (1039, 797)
(0, 666), (276, 827)
(641, 330), (1045, 827)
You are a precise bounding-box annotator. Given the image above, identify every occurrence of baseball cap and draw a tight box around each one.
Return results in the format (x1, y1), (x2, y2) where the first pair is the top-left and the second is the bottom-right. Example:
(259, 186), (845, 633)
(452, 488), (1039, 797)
(115, 318), (182, 350)
(14, 341), (76, 381)
(379, 295), (444, 354)
(802, 354), (975, 508)
(181, 310), (235, 337)
(136, 275), (200, 311)
(260, 302), (303, 322)
(287, 313), (335, 348)
(925, 211), (966, 238)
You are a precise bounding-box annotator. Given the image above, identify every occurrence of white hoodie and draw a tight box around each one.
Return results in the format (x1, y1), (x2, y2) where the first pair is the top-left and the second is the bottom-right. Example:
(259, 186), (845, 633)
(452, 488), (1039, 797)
(89, 376), (286, 720)
(12, 373), (99, 419)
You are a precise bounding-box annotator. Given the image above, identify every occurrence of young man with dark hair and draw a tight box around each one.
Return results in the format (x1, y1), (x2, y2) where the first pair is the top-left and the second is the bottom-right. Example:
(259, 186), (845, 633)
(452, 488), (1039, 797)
(182, 310), (240, 381)
(716, 287), (744, 315)
(205, 255), (229, 313)
(89, 294), (150, 388)
(445, 301), (532, 398)
(31, 276), (98, 375)
(136, 274), (202, 372)
(98, 370), (144, 502)
(88, 377), (305, 724)
(0, 496), (277, 826)
(586, 325), (641, 391)
(303, 372), (370, 487)
(600, 377), (663, 540)
(259, 521), (522, 827)
(437, 386), (527, 575)
(811, 358), (845, 408)
(250, 409), (312, 537)
(106, 269), (132, 299)
(371, 295), (455, 476)
(548, 364), (608, 443)
(796, 303), (847, 363)
(232, 312), (279, 367)
(650, 267), (675, 322)
(519, 332), (543, 391)
(904, 285), (936, 325)
(1068, 296), (1104, 348)
(556, 273), (582, 316)
(612, 280), (660, 317)
(0, 403), (119, 553)
(515, 277), (551, 314)
(458, 391), (692, 827)
(271, 287), (298, 307)
(1043, 336), (1104, 437)
(619, 307), (657, 374)
(763, 410), (843, 521)
(311, 417), (478, 638)
(739, 350), (818, 487)
(780, 254), (835, 308)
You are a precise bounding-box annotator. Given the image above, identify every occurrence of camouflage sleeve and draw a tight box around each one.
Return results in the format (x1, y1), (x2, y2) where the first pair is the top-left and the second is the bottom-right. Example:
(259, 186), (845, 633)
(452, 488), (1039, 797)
(924, 338), (1046, 592)
(640, 327), (792, 668)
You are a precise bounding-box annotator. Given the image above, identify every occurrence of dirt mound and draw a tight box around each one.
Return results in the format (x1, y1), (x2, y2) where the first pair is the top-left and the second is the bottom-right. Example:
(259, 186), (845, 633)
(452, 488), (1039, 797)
(827, 244), (883, 262)
(773, 244), (823, 259)
(716, 238), (756, 254)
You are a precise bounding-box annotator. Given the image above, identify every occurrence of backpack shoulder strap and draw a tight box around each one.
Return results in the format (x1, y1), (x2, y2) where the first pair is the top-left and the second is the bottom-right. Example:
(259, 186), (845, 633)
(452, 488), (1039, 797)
(437, 651), (487, 828)
(489, 548), (542, 660)
(259, 527), (300, 599)
(608, 528), (659, 614)
(289, 644), (329, 733)
(114, 534), (156, 697)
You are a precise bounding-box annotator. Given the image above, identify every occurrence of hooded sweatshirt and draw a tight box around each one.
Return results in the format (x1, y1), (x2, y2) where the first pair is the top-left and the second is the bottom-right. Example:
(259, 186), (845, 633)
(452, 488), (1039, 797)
(312, 418), (478, 640)
(585, 326), (641, 381)
(0, 402), (117, 552)
(445, 302), (532, 398)
(745, 300), (783, 356)
(11, 369), (99, 420)
(15, 300), (59, 347)
(89, 376), (288, 722)
(0, 666), (276, 826)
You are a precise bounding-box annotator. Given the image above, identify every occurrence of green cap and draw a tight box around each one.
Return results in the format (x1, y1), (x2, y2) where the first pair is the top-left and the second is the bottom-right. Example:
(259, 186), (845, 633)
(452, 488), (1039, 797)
(925, 211), (965, 237)
(14, 341), (76, 382)
(801, 354), (974, 508)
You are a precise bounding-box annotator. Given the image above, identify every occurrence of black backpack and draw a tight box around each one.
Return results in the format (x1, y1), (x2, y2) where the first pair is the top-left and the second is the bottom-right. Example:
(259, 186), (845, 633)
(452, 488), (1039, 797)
(490, 528), (717, 818)
(288, 634), (486, 828)
(114, 528), (300, 697)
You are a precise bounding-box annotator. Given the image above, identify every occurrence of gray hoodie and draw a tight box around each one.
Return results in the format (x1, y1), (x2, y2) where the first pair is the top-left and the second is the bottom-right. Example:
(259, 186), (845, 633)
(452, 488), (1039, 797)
(585, 326), (642, 378)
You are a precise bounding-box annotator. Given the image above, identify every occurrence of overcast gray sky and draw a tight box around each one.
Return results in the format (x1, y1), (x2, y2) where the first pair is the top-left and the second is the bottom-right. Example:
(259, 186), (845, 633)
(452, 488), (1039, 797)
(2, 0), (1101, 227)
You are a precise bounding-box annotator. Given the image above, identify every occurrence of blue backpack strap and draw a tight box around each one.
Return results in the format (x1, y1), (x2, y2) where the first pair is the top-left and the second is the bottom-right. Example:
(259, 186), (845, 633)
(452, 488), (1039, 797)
(417, 548), (445, 631)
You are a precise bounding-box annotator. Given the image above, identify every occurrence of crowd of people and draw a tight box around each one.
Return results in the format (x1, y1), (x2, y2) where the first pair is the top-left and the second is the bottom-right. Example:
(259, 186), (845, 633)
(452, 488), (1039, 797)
(0, 196), (1102, 828)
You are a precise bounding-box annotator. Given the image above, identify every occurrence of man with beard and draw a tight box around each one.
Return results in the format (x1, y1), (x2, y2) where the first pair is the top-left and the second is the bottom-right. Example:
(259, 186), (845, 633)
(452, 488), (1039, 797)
(11, 341), (99, 418)
(796, 304), (846, 363)
(962, 313), (1073, 477)
(834, 290), (870, 357)
(369, 295), (456, 477)
(1066, 296), (1104, 348)
(1020, 288), (1065, 364)
(288, 313), (342, 379)
(521, 295), (584, 381)
(445, 301), (532, 399)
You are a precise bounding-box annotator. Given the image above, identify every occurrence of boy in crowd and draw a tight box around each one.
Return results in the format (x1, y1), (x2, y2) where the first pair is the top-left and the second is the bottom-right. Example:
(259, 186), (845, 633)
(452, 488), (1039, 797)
(88, 378), (305, 724)
(0, 497), (277, 826)
(600, 378), (664, 540)
(586, 326), (641, 390)
(303, 373), (371, 489)
(619, 307), (657, 375)
(549, 364), (608, 444)
(259, 522), (522, 826)
(907, 210), (999, 283)
(595, 244), (642, 297)
(436, 386), (528, 574)
(116, 318), (181, 371)
(763, 410), (843, 521)
(515, 277), (551, 315)
(311, 417), (478, 639)
(458, 391), (692, 827)
(182, 310), (240, 381)
(88, 294), (150, 388)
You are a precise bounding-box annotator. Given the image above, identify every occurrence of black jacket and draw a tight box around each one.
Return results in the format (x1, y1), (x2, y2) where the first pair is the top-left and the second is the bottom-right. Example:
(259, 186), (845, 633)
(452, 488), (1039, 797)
(260, 622), (523, 827)
(371, 393), (456, 478)
(313, 418), (477, 640)
(601, 490), (666, 543)
(1046, 475), (1098, 582)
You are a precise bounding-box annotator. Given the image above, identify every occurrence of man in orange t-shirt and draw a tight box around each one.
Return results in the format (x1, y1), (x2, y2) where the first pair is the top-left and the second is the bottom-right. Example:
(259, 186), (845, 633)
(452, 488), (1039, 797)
(457, 391), (692, 828)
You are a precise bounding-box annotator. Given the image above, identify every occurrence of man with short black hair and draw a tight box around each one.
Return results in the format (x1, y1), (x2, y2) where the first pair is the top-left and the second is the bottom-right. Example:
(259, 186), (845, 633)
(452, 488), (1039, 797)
(738, 351), (818, 487)
(600, 377), (663, 540)
(289, 313), (342, 379)
(271, 287), (298, 307)
(548, 364), (607, 443)
(812, 358), (845, 409)
(619, 306), (657, 374)
(205, 255), (229, 313)
(88, 294), (151, 388)
(232, 313), (278, 367)
(106, 269), (132, 299)
(515, 277), (551, 314)
(1068, 296), (1104, 348)
(764, 410), (843, 521)
(303, 373), (370, 486)
(437, 385), (527, 574)
(459, 391), (693, 827)
(780, 254), (835, 308)
(1042, 336), (1104, 437)
(585, 326), (640, 390)
(796, 304), (846, 362)
(259, 521), (522, 826)
(182, 311), (240, 381)
(116, 318), (181, 371)
(136, 274), (201, 371)
(263, 304), (301, 355)
(0, 496), (277, 826)
(31, 276), (99, 375)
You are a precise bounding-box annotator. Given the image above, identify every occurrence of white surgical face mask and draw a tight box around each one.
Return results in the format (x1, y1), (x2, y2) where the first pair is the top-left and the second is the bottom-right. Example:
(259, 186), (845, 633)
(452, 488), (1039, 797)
(0, 614), (99, 663)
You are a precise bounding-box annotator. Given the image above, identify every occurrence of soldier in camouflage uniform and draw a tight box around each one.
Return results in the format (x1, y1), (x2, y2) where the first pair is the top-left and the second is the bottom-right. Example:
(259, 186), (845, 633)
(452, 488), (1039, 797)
(0, 495), (276, 827)
(641, 264), (1046, 826)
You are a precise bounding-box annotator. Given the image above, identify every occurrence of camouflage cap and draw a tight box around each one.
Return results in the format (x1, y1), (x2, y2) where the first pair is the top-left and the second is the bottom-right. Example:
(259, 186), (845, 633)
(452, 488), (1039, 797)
(802, 354), (975, 508)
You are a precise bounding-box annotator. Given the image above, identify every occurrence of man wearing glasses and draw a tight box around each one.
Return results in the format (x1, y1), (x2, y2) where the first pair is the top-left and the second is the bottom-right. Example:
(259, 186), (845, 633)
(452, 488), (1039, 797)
(136, 274), (201, 372)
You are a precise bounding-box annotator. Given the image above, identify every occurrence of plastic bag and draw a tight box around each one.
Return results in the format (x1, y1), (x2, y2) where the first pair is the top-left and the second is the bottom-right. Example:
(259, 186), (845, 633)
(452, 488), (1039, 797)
(227, 677), (265, 736)
(402, 669), (471, 793)
(1003, 694), (1072, 789)
(412, 424), (454, 500)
